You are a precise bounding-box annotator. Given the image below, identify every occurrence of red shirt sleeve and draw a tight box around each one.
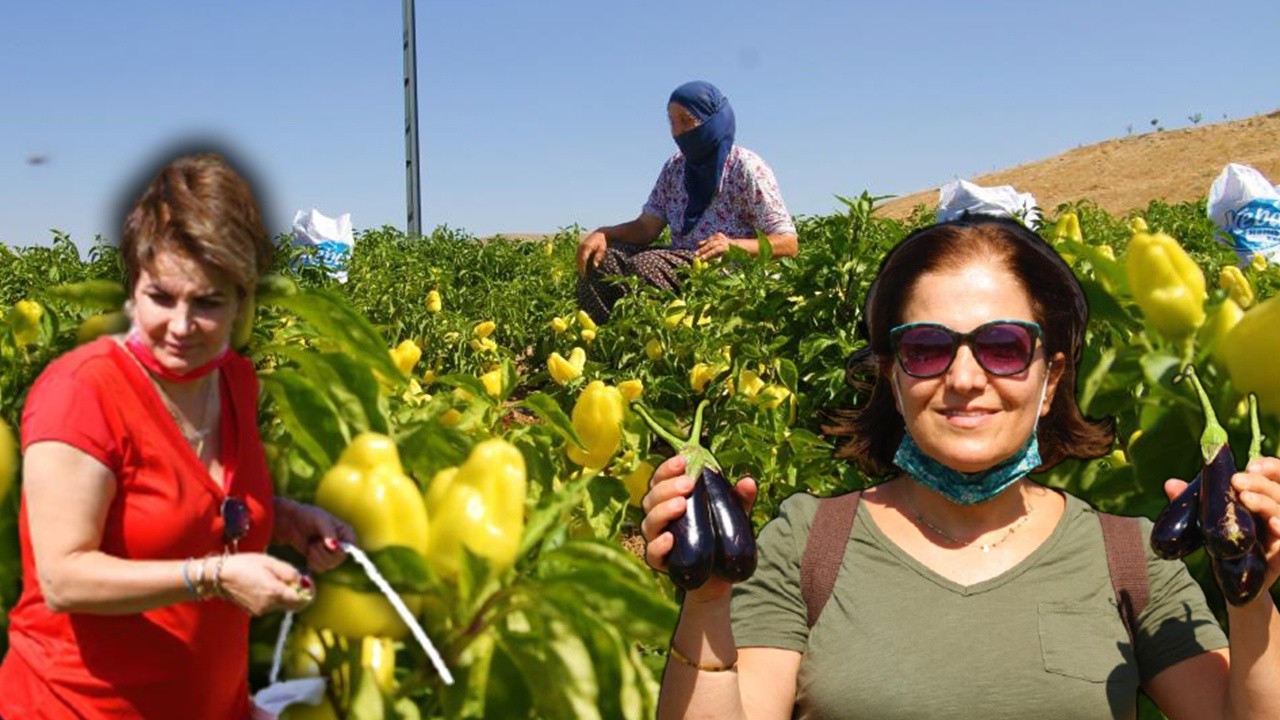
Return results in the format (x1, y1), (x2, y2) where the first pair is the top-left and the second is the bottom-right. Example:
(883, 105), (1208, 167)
(21, 350), (122, 471)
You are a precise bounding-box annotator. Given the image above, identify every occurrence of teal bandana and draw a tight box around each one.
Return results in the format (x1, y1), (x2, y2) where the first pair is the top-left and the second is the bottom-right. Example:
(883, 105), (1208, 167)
(893, 431), (1042, 505)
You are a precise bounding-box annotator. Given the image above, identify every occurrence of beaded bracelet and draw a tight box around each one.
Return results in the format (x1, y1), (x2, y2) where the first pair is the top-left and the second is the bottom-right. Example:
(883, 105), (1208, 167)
(668, 643), (738, 672)
(193, 556), (209, 600)
(212, 553), (229, 598)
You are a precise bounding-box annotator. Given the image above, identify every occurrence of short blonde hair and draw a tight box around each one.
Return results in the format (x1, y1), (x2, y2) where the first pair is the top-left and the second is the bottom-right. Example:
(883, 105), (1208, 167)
(122, 153), (272, 296)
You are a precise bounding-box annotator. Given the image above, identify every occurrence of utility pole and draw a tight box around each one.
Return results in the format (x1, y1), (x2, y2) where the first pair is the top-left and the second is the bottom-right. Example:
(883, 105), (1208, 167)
(403, 0), (422, 237)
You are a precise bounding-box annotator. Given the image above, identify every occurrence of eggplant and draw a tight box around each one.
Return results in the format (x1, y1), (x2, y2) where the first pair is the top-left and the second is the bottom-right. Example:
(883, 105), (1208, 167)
(1211, 543), (1268, 606)
(1150, 474), (1203, 560)
(634, 400), (759, 589)
(703, 467), (758, 582)
(664, 473), (716, 591)
(1178, 366), (1258, 561)
(1197, 445), (1256, 560)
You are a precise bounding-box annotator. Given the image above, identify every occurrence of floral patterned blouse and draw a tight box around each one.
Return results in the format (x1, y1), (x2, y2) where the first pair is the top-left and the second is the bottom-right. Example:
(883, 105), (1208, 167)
(642, 145), (796, 251)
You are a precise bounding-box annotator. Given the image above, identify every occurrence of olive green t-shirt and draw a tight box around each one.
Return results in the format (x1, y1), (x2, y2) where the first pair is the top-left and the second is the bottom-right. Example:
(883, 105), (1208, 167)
(730, 492), (1228, 720)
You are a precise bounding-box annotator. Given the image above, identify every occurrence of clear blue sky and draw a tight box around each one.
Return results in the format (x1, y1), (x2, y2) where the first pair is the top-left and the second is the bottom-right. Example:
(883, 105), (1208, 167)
(3, 1), (1278, 249)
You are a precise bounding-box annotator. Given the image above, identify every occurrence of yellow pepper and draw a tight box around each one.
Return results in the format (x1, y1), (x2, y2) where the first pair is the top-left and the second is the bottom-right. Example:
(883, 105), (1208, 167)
(1096, 244), (1116, 261)
(1250, 254), (1268, 272)
(1220, 292), (1280, 417)
(664, 300), (687, 329)
(9, 300), (43, 346)
(1128, 217), (1149, 234)
(426, 289), (442, 313)
(580, 328), (597, 343)
(645, 338), (664, 362)
(551, 316), (569, 334)
(1218, 265), (1255, 309)
(1050, 211), (1082, 243)
(76, 311), (128, 346)
(424, 438), (527, 579)
(390, 340), (422, 376)
(473, 320), (496, 339)
(620, 458), (656, 508)
(303, 434), (430, 639)
(575, 310), (597, 333)
(759, 384), (792, 410)
(548, 347), (586, 385)
(689, 363), (725, 393)
(1124, 230), (1206, 339)
(735, 369), (766, 399)
(618, 379), (644, 402)
(0, 417), (15, 502)
(480, 368), (503, 398)
(470, 337), (498, 353)
(1199, 299), (1244, 365)
(566, 381), (626, 470)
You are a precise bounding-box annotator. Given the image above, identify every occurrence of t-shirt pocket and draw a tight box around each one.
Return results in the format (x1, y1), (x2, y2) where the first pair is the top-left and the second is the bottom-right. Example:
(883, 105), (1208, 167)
(1038, 601), (1136, 684)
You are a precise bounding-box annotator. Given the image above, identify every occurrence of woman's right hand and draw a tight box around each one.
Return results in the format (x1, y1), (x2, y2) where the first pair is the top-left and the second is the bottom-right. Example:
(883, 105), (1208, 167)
(576, 230), (608, 277)
(640, 454), (758, 601)
(216, 552), (313, 616)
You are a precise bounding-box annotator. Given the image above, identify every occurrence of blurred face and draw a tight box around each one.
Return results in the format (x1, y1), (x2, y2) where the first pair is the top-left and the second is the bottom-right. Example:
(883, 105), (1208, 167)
(890, 261), (1064, 473)
(129, 249), (240, 374)
(667, 102), (700, 137)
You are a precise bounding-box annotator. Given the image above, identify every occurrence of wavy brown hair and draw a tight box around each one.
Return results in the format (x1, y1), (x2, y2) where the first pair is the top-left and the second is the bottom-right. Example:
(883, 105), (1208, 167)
(122, 153), (272, 297)
(827, 216), (1115, 477)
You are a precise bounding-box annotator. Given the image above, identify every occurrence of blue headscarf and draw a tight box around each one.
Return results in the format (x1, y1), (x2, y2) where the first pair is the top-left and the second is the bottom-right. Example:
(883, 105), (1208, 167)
(669, 81), (735, 236)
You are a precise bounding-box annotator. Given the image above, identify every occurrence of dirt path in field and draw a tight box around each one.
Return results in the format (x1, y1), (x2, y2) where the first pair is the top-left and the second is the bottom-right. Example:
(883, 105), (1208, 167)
(874, 109), (1280, 219)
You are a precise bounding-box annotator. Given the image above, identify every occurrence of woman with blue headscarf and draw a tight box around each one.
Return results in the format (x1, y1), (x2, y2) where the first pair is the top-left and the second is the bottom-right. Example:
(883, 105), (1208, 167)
(576, 81), (797, 324)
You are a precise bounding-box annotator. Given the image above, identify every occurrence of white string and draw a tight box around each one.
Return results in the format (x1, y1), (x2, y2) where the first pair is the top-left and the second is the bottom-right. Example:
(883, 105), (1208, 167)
(342, 542), (454, 686)
(269, 610), (295, 684)
(264, 543), (454, 688)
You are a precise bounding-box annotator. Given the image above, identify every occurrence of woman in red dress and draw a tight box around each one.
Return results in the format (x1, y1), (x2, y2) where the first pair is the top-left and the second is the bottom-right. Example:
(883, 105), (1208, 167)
(0, 152), (355, 719)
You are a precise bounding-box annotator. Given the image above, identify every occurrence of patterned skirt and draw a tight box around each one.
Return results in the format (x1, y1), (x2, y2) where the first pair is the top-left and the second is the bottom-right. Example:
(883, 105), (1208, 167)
(576, 243), (695, 324)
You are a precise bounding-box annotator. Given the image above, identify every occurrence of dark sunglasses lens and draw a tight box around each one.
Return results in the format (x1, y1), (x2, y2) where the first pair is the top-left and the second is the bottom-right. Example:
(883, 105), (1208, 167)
(898, 326), (955, 377)
(222, 497), (250, 544)
(974, 323), (1034, 375)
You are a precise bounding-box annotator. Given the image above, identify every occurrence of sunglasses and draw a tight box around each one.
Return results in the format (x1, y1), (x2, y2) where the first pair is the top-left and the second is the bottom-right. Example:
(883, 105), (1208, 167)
(889, 319), (1042, 378)
(221, 496), (250, 553)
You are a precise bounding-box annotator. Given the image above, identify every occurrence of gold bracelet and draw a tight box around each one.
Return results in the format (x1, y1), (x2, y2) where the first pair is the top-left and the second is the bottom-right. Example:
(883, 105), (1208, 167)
(668, 643), (737, 672)
(212, 553), (229, 598)
(193, 556), (208, 599)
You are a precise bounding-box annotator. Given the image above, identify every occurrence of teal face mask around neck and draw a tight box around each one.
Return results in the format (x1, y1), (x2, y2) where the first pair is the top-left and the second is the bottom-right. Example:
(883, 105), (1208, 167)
(891, 372), (1048, 506)
(893, 431), (1042, 505)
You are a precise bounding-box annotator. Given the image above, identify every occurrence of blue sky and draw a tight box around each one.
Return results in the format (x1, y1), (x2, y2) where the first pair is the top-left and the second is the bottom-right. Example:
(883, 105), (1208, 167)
(3, 1), (1278, 249)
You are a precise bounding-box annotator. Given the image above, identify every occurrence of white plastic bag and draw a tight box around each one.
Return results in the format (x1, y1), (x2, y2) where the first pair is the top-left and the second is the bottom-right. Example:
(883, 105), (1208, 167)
(291, 208), (354, 282)
(936, 179), (1040, 226)
(1206, 163), (1280, 264)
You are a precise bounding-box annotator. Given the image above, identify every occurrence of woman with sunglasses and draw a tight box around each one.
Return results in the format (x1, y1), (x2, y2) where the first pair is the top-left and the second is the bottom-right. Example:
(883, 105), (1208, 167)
(641, 216), (1280, 718)
(575, 80), (798, 324)
(0, 152), (356, 719)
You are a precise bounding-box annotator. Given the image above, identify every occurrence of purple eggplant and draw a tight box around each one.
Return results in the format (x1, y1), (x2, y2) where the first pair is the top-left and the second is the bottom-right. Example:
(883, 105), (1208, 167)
(1197, 446), (1256, 560)
(1151, 474), (1203, 560)
(703, 467), (758, 582)
(635, 400), (758, 590)
(1211, 543), (1268, 606)
(663, 473), (715, 591)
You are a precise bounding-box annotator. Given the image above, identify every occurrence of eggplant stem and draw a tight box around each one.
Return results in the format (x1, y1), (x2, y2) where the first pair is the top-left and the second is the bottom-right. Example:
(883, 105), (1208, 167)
(1176, 364), (1228, 463)
(1248, 394), (1263, 465)
(631, 402), (688, 449)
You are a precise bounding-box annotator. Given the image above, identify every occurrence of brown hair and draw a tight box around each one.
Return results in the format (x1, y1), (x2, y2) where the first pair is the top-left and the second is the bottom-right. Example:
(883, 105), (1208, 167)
(122, 153), (272, 296)
(828, 216), (1114, 476)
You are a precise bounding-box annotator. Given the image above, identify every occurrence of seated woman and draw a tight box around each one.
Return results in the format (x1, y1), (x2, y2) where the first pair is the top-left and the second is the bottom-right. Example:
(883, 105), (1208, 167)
(576, 80), (798, 324)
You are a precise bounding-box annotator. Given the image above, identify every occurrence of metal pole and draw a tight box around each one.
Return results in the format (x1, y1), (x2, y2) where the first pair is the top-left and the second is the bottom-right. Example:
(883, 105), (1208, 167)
(403, 0), (422, 237)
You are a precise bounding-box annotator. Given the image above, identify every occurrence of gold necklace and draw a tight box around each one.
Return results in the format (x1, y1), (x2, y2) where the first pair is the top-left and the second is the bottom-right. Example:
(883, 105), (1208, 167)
(910, 494), (1032, 553)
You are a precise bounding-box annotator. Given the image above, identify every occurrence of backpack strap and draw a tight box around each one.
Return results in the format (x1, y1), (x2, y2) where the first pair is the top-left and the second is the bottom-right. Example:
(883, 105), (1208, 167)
(800, 491), (862, 629)
(1097, 512), (1150, 650)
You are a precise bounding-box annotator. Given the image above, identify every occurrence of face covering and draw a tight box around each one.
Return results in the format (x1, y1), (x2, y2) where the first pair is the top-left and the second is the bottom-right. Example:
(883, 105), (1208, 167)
(668, 81), (735, 236)
(124, 329), (231, 382)
(892, 372), (1050, 506)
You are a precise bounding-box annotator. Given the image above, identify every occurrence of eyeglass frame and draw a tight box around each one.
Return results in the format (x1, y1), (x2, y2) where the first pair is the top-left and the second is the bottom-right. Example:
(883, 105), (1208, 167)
(888, 319), (1043, 378)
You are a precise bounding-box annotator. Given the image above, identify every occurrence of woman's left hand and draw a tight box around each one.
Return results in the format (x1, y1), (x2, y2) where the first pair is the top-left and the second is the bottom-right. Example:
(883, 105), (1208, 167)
(274, 498), (357, 573)
(1233, 455), (1280, 591)
(695, 232), (734, 261)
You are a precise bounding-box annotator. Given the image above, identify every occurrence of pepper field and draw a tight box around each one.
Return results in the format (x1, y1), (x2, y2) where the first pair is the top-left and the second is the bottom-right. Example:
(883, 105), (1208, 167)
(0, 195), (1277, 719)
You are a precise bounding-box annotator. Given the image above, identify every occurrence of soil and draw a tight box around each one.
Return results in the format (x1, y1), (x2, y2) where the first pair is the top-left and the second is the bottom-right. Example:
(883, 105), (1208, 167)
(874, 109), (1280, 220)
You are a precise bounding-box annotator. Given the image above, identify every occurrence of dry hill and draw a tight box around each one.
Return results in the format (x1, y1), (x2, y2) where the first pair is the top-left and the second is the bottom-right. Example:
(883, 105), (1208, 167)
(875, 110), (1280, 219)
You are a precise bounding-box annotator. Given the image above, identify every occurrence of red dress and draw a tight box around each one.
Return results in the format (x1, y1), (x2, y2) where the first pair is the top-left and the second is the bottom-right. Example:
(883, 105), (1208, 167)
(0, 338), (275, 719)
